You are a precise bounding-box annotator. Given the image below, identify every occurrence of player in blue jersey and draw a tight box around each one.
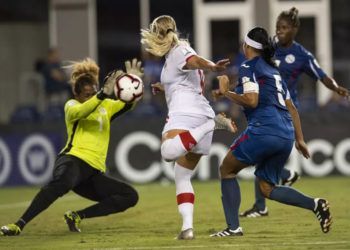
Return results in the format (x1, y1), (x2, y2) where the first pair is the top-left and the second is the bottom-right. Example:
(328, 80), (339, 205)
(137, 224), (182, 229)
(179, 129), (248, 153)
(210, 27), (332, 237)
(240, 7), (349, 218)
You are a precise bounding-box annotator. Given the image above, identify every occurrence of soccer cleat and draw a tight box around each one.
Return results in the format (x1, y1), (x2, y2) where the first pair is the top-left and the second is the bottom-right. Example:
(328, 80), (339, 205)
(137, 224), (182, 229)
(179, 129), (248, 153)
(0, 224), (21, 236)
(64, 211), (82, 233)
(281, 171), (300, 186)
(210, 227), (243, 237)
(314, 198), (332, 233)
(239, 205), (268, 218)
(214, 113), (237, 133)
(176, 228), (194, 240)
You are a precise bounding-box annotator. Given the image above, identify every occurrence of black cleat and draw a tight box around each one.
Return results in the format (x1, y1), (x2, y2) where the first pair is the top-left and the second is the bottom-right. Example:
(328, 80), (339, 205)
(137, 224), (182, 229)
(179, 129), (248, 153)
(281, 171), (300, 186)
(314, 198), (332, 233)
(239, 205), (268, 218)
(64, 211), (82, 233)
(210, 227), (243, 237)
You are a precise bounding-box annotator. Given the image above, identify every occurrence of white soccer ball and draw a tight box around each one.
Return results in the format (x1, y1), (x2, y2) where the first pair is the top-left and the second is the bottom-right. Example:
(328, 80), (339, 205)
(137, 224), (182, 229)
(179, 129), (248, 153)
(114, 73), (144, 103)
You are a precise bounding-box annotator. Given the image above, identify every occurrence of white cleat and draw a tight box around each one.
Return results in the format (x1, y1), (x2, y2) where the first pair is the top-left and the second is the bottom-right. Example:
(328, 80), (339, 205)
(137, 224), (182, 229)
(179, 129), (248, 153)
(214, 113), (237, 133)
(176, 228), (194, 240)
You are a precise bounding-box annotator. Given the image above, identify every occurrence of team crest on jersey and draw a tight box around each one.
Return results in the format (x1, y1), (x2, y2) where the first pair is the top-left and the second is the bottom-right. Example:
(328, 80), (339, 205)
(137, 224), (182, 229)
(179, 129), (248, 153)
(285, 54), (295, 64)
(67, 100), (77, 106)
(242, 76), (250, 83)
(99, 107), (107, 115)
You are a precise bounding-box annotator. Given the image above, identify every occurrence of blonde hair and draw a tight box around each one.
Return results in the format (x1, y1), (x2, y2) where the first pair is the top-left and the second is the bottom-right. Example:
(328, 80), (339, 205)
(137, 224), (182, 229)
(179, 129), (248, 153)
(66, 57), (100, 87)
(141, 15), (189, 57)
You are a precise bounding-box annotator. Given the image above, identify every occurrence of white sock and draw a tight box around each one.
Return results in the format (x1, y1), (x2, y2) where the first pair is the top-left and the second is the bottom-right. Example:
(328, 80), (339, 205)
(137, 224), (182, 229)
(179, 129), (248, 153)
(161, 119), (215, 161)
(175, 162), (195, 231)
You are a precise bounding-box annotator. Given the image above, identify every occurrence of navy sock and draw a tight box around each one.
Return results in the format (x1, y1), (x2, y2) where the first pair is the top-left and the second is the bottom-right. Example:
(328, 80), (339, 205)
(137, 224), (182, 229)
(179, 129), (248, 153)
(280, 168), (292, 181)
(221, 178), (241, 230)
(269, 186), (315, 210)
(254, 178), (266, 210)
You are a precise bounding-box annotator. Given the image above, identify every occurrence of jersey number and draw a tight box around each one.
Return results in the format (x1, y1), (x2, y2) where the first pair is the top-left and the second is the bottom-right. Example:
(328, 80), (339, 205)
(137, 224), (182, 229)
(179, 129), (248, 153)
(273, 75), (286, 106)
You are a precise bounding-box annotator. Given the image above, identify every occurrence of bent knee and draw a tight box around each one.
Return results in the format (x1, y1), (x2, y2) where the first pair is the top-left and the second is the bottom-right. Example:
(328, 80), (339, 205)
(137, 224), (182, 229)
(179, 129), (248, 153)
(258, 179), (274, 198)
(161, 141), (177, 161)
(128, 189), (139, 207)
(42, 181), (73, 197)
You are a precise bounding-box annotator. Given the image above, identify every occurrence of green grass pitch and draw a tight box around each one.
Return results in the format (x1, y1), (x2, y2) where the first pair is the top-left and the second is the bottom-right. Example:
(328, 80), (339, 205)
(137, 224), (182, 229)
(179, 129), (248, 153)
(0, 176), (349, 250)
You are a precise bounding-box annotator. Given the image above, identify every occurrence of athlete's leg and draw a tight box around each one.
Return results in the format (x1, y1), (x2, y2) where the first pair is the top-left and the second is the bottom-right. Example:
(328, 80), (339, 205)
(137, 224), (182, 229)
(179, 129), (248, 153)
(3, 155), (88, 233)
(161, 118), (215, 161)
(174, 152), (201, 239)
(254, 177), (266, 211)
(258, 179), (314, 209)
(72, 174), (138, 219)
(256, 138), (332, 233)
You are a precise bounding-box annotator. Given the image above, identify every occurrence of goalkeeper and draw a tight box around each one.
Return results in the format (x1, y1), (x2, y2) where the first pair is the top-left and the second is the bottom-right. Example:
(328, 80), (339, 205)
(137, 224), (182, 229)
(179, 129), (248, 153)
(0, 58), (144, 236)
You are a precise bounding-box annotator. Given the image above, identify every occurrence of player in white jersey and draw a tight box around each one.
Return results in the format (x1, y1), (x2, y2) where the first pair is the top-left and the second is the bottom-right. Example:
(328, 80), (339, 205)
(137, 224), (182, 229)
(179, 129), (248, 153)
(141, 15), (237, 239)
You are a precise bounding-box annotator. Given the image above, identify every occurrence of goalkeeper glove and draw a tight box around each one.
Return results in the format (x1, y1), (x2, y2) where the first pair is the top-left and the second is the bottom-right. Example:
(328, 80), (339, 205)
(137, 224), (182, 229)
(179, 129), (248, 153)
(97, 69), (124, 100)
(125, 58), (144, 78)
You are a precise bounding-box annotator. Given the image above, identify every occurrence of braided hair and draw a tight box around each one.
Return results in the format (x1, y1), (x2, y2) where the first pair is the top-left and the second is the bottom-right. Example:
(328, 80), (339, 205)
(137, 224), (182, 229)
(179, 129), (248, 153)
(246, 27), (276, 67)
(277, 7), (300, 28)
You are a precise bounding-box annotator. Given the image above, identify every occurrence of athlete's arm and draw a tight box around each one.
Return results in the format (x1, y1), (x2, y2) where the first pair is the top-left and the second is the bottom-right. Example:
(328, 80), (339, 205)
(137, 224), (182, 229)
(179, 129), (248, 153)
(217, 75), (258, 108)
(185, 55), (230, 72)
(321, 76), (349, 97)
(151, 82), (164, 95)
(285, 99), (310, 159)
(109, 100), (135, 122)
(65, 95), (102, 122)
(304, 50), (349, 97)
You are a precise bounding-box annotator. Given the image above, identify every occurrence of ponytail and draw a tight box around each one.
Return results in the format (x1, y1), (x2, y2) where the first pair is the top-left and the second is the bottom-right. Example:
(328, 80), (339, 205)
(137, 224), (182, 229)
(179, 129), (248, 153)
(262, 37), (277, 67)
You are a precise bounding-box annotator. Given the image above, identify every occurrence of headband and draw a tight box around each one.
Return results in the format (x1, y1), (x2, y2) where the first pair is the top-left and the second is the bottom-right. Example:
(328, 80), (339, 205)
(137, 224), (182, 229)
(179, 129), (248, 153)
(244, 34), (263, 50)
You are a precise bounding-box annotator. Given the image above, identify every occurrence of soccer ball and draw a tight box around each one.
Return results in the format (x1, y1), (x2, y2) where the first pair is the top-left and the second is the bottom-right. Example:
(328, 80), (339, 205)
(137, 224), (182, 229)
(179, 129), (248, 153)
(114, 73), (144, 103)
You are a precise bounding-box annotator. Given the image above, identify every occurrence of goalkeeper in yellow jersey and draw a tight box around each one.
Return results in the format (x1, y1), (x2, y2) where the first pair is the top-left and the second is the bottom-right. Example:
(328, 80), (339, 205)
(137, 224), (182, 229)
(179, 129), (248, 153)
(0, 58), (144, 236)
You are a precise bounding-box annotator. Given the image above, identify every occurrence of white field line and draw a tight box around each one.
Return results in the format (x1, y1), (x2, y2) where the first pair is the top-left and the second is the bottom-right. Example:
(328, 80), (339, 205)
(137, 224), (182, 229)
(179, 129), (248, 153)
(0, 195), (79, 210)
(93, 241), (350, 250)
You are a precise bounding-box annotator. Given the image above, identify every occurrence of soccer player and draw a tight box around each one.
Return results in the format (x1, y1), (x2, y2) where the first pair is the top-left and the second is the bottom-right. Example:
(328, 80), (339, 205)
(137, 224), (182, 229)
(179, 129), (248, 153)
(141, 15), (236, 239)
(0, 58), (143, 236)
(240, 7), (349, 218)
(210, 27), (332, 237)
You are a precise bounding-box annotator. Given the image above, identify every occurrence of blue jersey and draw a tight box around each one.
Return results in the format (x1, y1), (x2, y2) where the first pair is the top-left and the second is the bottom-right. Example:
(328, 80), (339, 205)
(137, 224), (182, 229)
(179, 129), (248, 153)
(236, 56), (294, 140)
(275, 42), (327, 107)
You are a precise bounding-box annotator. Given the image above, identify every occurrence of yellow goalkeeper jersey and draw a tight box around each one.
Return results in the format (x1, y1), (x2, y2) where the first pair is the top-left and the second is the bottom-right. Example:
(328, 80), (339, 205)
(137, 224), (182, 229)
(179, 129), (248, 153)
(60, 95), (132, 172)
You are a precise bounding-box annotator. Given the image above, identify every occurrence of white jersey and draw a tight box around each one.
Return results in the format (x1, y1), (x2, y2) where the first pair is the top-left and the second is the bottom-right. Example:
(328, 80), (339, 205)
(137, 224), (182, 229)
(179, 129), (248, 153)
(160, 43), (215, 118)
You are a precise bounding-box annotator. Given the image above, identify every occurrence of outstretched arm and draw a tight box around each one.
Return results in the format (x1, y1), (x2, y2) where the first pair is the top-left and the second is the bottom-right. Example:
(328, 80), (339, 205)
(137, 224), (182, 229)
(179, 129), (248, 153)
(285, 99), (310, 159)
(65, 96), (103, 122)
(185, 55), (230, 72)
(321, 76), (349, 97)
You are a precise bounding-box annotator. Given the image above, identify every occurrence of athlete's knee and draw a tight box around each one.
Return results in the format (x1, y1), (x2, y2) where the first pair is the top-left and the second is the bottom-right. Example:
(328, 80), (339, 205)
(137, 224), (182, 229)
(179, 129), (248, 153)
(42, 180), (73, 197)
(38, 182), (72, 203)
(161, 139), (179, 161)
(127, 187), (139, 207)
(220, 157), (237, 178)
(258, 179), (274, 198)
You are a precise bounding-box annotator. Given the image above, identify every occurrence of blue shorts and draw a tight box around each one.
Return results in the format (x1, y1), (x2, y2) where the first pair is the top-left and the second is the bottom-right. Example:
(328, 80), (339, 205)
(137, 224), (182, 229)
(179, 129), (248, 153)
(230, 129), (294, 185)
